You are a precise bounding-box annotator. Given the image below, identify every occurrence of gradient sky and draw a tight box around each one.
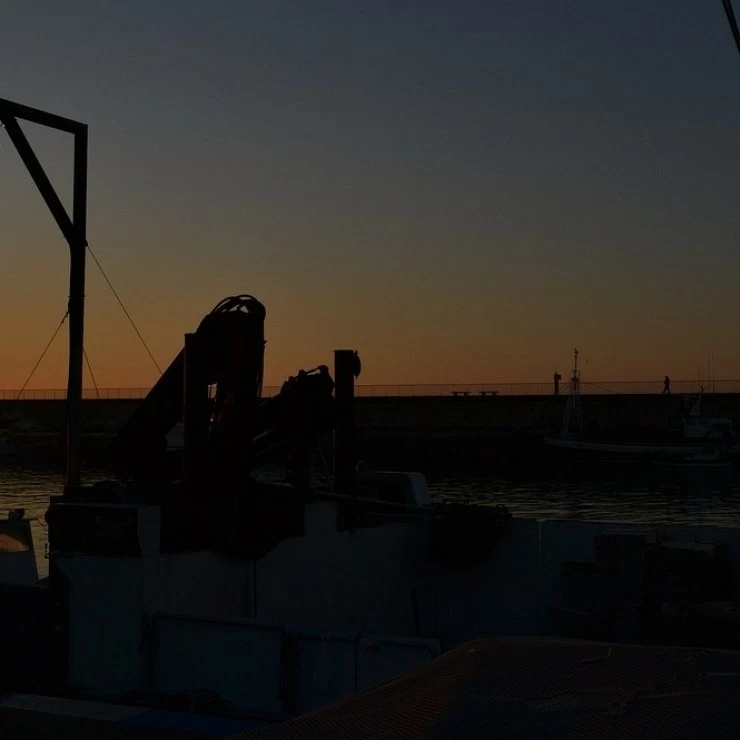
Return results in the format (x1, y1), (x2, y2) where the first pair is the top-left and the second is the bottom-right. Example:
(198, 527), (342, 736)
(1, 1), (740, 388)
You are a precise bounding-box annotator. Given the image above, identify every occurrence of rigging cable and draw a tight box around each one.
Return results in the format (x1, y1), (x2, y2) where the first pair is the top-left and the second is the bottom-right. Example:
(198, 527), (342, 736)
(16, 310), (68, 400)
(723, 0), (740, 58)
(86, 245), (163, 375)
(83, 348), (101, 399)
(580, 381), (624, 395)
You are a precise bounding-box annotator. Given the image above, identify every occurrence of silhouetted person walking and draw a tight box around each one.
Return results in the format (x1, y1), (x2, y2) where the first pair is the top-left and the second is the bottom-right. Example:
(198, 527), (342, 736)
(663, 376), (671, 394)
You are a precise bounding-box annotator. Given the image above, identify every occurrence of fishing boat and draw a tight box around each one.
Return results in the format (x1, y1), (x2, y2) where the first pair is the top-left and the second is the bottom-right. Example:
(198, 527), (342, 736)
(534, 350), (738, 466)
(8, 96), (740, 739)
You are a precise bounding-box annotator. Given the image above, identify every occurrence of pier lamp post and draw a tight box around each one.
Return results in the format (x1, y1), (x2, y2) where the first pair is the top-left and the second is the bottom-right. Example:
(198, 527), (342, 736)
(0, 98), (88, 489)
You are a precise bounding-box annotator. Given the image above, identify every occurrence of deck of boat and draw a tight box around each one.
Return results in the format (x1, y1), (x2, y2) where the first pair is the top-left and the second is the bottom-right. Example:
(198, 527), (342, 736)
(230, 636), (740, 739)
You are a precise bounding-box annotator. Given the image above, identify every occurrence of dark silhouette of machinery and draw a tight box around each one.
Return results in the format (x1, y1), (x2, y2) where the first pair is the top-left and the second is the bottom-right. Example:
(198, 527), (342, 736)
(112, 295), (337, 488)
(50, 295), (357, 562)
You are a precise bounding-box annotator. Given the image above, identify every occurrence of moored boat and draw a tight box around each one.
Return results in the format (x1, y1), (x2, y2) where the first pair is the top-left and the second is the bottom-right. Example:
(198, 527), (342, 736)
(531, 350), (738, 466)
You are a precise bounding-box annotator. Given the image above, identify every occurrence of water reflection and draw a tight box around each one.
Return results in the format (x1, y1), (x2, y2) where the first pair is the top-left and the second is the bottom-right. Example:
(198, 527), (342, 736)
(0, 462), (108, 577)
(2, 460), (740, 580)
(428, 465), (740, 527)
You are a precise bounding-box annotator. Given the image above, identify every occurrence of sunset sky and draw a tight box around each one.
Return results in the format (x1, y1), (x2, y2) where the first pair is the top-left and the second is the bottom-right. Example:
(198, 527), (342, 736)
(1, 2), (739, 389)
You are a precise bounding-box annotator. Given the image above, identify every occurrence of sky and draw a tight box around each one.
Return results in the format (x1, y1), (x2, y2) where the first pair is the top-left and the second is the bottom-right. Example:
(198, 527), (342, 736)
(1, 1), (739, 389)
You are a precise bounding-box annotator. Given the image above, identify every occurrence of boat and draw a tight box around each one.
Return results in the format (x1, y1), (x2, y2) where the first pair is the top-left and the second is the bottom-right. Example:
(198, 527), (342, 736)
(36, 306), (740, 731)
(8, 95), (740, 738)
(530, 350), (739, 465)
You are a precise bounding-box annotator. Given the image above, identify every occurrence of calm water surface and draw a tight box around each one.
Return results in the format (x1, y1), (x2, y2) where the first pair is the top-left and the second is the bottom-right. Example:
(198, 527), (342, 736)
(4, 461), (740, 577)
(427, 466), (740, 527)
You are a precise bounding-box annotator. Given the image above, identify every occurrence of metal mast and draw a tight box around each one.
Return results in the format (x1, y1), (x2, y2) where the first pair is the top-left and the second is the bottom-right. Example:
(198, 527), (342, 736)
(0, 98), (88, 489)
(561, 348), (583, 438)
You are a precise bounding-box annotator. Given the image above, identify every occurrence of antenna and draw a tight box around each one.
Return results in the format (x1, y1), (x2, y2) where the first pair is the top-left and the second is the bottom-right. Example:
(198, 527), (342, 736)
(561, 348), (583, 438)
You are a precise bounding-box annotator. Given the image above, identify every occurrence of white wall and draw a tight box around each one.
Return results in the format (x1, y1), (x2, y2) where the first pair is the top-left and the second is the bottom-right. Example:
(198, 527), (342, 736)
(60, 501), (740, 699)
(255, 503), (427, 635)
(151, 615), (440, 715)
(60, 551), (251, 695)
(414, 518), (540, 645)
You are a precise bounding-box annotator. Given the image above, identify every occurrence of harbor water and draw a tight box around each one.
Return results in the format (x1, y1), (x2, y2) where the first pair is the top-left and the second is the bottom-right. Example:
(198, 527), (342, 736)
(3, 461), (740, 578)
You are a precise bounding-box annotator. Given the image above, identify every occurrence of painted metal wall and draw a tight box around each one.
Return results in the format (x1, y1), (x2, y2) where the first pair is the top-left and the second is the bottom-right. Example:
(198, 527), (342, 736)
(58, 505), (740, 700)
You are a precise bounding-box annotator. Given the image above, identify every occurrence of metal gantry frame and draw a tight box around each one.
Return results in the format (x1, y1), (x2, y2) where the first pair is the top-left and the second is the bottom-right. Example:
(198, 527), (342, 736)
(0, 97), (88, 488)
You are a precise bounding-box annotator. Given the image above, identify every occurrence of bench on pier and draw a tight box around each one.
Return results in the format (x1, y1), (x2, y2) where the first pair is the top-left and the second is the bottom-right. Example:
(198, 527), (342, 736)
(479, 391), (498, 396)
(450, 391), (471, 397)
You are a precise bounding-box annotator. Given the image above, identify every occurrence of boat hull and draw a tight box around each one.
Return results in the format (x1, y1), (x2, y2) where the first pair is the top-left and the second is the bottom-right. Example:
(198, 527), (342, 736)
(537, 435), (739, 465)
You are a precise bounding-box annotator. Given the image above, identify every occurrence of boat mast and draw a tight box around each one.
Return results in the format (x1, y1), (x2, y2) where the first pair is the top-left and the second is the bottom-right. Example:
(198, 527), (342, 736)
(561, 348), (583, 438)
(0, 98), (88, 489)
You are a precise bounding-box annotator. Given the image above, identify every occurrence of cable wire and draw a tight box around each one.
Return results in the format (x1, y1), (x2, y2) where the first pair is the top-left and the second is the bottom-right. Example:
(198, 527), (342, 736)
(16, 311), (68, 400)
(83, 348), (101, 399)
(86, 245), (162, 374)
(581, 381), (623, 395)
(723, 0), (740, 58)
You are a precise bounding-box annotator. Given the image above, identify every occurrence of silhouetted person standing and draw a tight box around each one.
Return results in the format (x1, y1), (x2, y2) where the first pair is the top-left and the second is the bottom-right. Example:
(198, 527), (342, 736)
(663, 376), (671, 394)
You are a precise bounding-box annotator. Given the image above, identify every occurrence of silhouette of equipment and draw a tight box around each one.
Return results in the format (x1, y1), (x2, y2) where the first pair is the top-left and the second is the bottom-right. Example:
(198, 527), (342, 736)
(111, 295), (336, 486)
(49, 295), (358, 570)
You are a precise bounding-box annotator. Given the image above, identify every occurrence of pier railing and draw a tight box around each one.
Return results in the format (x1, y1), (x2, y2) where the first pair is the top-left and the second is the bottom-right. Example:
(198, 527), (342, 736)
(0, 380), (737, 400)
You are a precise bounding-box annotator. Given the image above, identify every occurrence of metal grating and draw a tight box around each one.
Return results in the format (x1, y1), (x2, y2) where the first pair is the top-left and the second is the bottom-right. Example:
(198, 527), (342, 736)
(227, 636), (740, 739)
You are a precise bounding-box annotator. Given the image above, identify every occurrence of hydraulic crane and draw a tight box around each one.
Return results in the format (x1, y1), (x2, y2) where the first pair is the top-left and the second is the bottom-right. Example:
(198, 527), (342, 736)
(112, 295), (338, 489)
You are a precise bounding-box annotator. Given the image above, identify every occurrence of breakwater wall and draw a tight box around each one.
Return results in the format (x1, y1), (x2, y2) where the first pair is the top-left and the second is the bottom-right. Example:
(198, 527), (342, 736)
(1, 394), (738, 436)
